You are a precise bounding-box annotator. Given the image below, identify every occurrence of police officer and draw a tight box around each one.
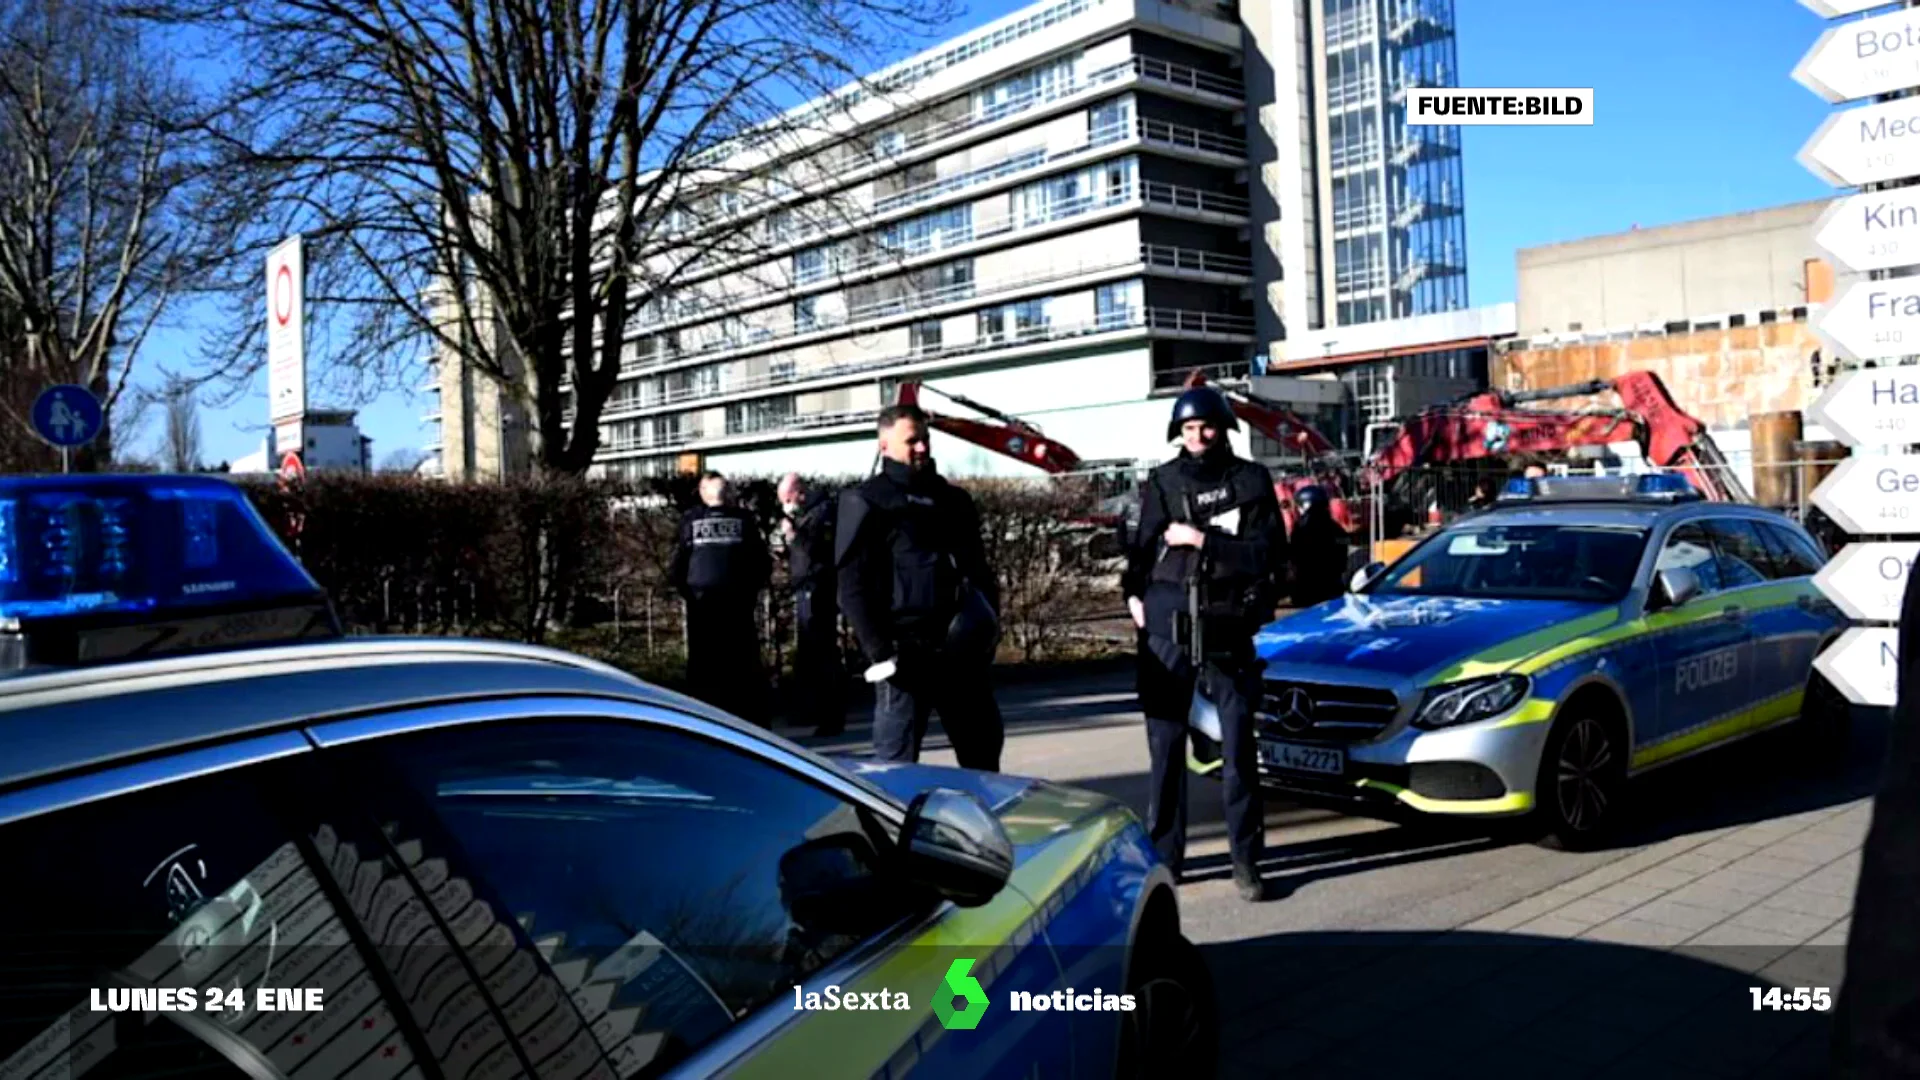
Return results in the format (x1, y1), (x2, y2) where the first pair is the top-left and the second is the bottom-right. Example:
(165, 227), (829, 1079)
(1123, 386), (1287, 902)
(777, 472), (846, 736)
(669, 471), (772, 723)
(835, 404), (1004, 771)
(1288, 485), (1349, 609)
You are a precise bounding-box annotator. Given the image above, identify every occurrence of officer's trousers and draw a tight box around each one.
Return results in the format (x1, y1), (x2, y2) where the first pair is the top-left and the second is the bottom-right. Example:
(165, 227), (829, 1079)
(791, 584), (846, 733)
(872, 650), (1004, 771)
(1137, 630), (1265, 875)
(686, 594), (768, 724)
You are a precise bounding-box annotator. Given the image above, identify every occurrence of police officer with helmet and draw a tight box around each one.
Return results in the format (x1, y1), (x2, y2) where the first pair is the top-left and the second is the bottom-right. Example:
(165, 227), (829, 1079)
(669, 471), (773, 724)
(1288, 484), (1349, 609)
(836, 403), (1005, 771)
(1123, 385), (1287, 902)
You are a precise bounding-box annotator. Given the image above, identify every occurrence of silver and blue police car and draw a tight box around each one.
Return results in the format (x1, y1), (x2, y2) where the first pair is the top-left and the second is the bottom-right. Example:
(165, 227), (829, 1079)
(0, 475), (1209, 1080)
(1191, 473), (1848, 849)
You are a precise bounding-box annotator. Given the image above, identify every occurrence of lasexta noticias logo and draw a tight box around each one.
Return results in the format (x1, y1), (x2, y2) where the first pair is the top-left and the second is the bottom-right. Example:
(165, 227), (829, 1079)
(934, 958), (989, 1030)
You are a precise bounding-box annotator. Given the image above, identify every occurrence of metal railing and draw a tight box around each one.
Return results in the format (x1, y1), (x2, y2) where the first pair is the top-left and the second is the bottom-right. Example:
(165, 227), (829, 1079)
(1140, 244), (1253, 276)
(590, 306), (1254, 436)
(1137, 117), (1246, 158)
(574, 180), (1250, 374)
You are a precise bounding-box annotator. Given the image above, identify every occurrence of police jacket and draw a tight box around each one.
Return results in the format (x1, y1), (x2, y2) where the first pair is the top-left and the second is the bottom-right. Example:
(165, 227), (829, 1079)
(783, 491), (837, 592)
(1122, 447), (1287, 648)
(668, 504), (771, 602)
(1289, 504), (1350, 607)
(834, 458), (999, 664)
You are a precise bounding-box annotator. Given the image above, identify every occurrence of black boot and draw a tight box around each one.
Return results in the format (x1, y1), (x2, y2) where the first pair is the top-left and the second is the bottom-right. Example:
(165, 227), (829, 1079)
(1233, 862), (1268, 903)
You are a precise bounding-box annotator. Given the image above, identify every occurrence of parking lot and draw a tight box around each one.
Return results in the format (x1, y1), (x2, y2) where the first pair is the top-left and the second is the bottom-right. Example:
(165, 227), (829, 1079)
(801, 665), (1883, 1079)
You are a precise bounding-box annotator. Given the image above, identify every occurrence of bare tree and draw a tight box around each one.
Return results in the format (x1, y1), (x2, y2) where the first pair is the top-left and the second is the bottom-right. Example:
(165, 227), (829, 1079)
(159, 0), (956, 476)
(0, 0), (222, 471)
(163, 380), (201, 470)
(378, 446), (428, 473)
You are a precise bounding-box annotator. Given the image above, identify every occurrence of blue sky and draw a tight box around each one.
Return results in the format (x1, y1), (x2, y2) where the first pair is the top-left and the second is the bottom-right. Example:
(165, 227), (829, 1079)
(158, 0), (1842, 467)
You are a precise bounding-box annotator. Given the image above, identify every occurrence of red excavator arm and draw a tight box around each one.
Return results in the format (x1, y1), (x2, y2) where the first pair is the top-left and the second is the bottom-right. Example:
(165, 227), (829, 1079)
(896, 381), (1085, 473)
(1364, 371), (1750, 502)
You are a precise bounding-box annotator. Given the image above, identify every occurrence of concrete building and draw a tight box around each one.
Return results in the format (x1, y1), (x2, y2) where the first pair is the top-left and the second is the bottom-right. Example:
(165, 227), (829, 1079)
(1514, 199), (1833, 336)
(231, 410), (373, 474)
(425, 0), (1469, 481)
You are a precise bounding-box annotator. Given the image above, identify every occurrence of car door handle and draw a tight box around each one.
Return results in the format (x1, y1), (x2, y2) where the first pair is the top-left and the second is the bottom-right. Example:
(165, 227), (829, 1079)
(1722, 606), (1745, 622)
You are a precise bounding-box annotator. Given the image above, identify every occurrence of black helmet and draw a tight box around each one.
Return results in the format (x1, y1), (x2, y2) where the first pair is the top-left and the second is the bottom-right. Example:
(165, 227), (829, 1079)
(1166, 387), (1239, 441)
(946, 582), (1000, 666)
(1295, 484), (1326, 511)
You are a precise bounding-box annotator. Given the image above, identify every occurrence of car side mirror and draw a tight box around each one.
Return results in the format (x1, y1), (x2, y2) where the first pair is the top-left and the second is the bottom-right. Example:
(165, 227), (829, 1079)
(899, 788), (1013, 908)
(1655, 567), (1702, 610)
(1350, 561), (1387, 594)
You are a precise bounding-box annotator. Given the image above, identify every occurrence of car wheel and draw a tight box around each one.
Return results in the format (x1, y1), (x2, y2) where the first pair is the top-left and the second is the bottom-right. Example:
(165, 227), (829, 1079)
(1117, 932), (1218, 1080)
(1534, 707), (1626, 851)
(1794, 669), (1852, 766)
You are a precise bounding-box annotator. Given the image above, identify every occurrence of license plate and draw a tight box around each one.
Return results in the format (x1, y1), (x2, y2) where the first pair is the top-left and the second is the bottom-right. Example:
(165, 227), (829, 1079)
(1258, 740), (1345, 776)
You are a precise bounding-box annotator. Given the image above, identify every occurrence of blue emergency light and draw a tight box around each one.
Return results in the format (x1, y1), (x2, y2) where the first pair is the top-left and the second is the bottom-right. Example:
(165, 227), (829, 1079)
(1496, 472), (1702, 504)
(0, 475), (339, 670)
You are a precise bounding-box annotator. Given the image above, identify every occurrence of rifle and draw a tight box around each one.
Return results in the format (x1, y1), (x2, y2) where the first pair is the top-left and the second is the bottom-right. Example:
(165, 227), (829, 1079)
(1182, 492), (1206, 665)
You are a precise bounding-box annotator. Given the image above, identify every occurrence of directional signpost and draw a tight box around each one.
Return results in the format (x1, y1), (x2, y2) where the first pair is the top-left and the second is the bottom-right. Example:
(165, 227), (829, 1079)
(1795, 5), (1920, 103)
(1799, 98), (1920, 187)
(1810, 278), (1920, 360)
(1814, 541), (1920, 622)
(1801, 0), (1900, 17)
(1813, 186), (1920, 271)
(1809, 366), (1920, 443)
(1816, 626), (1901, 708)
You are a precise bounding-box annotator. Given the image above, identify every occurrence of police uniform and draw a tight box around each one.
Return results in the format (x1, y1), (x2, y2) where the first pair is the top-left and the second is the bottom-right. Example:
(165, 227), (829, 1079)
(669, 501), (772, 723)
(835, 457), (1004, 770)
(1123, 389), (1287, 898)
(784, 490), (846, 735)
(1288, 486), (1349, 609)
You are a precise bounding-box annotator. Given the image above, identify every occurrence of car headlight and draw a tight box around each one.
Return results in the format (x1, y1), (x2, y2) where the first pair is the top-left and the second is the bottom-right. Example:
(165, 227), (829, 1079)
(1412, 675), (1530, 730)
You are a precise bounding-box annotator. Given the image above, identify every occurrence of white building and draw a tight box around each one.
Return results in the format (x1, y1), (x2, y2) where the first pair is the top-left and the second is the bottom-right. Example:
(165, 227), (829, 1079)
(231, 410), (373, 474)
(427, 0), (1468, 481)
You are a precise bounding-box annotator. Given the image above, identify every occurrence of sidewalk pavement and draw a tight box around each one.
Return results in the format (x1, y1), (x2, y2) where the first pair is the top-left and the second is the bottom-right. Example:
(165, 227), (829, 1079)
(1217, 798), (1871, 1080)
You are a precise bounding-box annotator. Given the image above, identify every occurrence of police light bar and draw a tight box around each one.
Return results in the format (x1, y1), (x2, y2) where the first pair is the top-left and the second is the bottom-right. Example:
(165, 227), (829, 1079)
(0, 475), (340, 672)
(1496, 473), (1703, 504)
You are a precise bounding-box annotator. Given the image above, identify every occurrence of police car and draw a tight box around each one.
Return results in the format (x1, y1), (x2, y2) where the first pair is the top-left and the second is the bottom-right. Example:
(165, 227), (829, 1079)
(1189, 473), (1849, 849)
(0, 475), (1209, 1080)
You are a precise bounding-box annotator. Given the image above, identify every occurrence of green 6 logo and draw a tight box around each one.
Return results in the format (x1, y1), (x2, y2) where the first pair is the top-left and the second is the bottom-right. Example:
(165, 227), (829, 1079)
(934, 958), (990, 1030)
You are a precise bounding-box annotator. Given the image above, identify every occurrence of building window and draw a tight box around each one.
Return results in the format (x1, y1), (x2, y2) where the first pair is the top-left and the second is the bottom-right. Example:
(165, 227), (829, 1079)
(1013, 299), (1047, 336)
(978, 306), (1005, 343)
(794, 246), (826, 284)
(1095, 281), (1140, 327)
(1089, 96), (1131, 139)
(910, 319), (943, 355)
(794, 296), (817, 331)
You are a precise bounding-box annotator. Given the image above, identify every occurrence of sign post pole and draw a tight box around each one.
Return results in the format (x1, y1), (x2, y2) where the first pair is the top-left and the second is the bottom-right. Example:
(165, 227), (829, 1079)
(1801, 2), (1920, 1070)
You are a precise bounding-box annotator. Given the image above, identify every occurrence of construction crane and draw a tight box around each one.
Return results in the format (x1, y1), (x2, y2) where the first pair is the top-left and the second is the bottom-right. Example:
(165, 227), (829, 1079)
(1367, 371), (1751, 503)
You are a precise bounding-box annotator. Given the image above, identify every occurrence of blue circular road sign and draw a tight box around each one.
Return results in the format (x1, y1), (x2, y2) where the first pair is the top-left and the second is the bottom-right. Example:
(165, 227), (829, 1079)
(31, 384), (104, 448)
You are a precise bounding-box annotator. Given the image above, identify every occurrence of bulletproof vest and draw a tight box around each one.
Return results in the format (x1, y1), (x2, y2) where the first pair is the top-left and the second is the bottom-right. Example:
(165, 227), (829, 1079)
(684, 506), (755, 593)
(787, 495), (836, 589)
(1147, 459), (1274, 599)
(849, 473), (964, 628)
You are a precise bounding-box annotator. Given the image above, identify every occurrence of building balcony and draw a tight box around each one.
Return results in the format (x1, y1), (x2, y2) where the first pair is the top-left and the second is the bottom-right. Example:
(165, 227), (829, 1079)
(1394, 256), (1465, 294)
(1392, 195), (1462, 230)
(564, 179), (1250, 375)
(579, 305), (1253, 435)
(589, 241), (1248, 392)
(1386, 2), (1453, 48)
(630, 55), (1245, 270)
(1390, 135), (1459, 168)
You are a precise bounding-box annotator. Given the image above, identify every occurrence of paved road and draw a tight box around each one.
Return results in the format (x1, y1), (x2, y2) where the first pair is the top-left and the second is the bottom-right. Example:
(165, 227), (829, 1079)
(794, 667), (1886, 1078)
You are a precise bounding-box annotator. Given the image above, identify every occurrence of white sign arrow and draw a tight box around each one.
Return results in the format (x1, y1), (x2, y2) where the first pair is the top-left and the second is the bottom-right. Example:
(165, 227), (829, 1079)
(1807, 367), (1920, 446)
(1800, 98), (1920, 187)
(1812, 187), (1920, 273)
(1815, 627), (1899, 708)
(1802, 0), (1898, 17)
(1814, 541), (1920, 621)
(1811, 455), (1920, 535)
(1812, 279), (1920, 362)
(1795, 7), (1920, 103)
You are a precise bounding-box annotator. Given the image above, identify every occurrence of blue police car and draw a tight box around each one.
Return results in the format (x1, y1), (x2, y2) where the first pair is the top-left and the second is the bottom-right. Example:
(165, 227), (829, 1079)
(0, 476), (1210, 1079)
(1191, 473), (1849, 848)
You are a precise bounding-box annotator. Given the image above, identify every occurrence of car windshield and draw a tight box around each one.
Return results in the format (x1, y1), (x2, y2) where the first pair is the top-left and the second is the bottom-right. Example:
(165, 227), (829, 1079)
(1372, 522), (1651, 602)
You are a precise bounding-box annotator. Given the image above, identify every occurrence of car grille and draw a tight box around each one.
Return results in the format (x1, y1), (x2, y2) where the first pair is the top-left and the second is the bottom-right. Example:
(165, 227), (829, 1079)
(1258, 680), (1399, 744)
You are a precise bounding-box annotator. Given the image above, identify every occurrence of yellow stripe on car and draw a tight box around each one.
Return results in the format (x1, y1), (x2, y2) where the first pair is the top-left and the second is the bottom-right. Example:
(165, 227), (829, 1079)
(1430, 606), (1622, 683)
(1354, 778), (1534, 815)
(1630, 687), (1805, 771)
